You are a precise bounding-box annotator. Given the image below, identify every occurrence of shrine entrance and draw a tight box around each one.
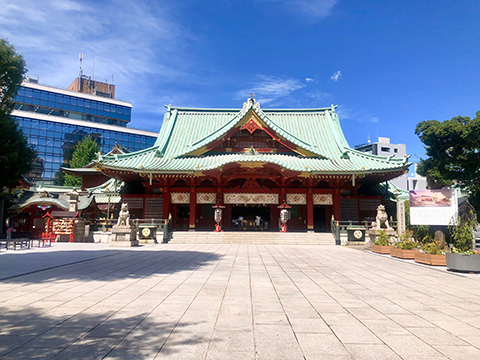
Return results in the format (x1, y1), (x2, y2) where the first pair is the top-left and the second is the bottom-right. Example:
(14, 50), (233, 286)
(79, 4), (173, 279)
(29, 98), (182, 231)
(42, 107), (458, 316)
(231, 205), (271, 231)
(175, 205), (190, 231)
(313, 205), (332, 232)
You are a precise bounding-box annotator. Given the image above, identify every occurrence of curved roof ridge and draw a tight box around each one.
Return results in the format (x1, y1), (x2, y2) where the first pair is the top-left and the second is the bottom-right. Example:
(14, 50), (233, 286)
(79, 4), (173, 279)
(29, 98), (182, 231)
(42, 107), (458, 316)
(99, 144), (159, 162)
(186, 108), (247, 149)
(168, 106), (332, 112)
(344, 146), (410, 164)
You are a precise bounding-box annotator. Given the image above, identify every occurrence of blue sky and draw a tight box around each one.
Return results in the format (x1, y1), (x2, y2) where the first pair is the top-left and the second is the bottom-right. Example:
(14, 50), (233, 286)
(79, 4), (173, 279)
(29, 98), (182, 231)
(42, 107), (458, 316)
(2, 0), (479, 171)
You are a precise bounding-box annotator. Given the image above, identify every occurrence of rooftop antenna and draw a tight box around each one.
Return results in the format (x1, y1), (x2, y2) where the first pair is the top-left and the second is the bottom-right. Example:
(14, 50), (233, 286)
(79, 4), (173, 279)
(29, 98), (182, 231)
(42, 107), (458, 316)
(79, 53), (83, 77)
(367, 133), (371, 144)
(92, 50), (95, 81)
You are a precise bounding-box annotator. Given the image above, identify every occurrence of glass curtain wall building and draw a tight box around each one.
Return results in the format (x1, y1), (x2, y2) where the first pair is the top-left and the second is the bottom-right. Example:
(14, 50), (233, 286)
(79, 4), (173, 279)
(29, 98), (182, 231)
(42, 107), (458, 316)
(11, 79), (157, 184)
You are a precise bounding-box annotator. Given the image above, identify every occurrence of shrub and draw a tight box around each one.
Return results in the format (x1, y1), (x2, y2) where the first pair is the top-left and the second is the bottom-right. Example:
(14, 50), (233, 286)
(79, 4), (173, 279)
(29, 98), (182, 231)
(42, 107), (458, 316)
(394, 238), (418, 250)
(421, 242), (445, 255)
(374, 230), (391, 246)
(449, 203), (477, 252)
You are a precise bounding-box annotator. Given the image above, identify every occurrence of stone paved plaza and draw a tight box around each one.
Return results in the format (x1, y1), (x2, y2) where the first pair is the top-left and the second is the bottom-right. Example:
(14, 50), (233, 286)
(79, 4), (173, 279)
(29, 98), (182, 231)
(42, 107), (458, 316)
(1, 243), (480, 359)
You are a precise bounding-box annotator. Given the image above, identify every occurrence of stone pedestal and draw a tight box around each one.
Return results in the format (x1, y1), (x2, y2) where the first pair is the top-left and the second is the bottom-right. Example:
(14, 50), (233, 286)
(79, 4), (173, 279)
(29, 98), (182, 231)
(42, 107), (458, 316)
(366, 229), (396, 249)
(109, 225), (139, 247)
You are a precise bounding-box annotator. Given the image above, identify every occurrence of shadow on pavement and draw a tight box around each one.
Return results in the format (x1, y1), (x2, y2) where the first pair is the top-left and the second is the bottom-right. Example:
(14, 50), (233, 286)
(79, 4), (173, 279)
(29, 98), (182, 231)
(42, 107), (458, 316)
(0, 305), (208, 359)
(0, 248), (221, 283)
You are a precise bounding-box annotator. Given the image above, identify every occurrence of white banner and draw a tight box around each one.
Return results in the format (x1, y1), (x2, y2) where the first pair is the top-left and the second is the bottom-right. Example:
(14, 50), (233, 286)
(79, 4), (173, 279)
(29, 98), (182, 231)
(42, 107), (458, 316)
(409, 189), (458, 225)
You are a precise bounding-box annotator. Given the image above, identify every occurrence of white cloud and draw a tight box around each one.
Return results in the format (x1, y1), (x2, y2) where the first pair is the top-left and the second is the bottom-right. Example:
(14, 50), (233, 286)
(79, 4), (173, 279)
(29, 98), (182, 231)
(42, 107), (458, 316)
(0, 0), (189, 113)
(237, 75), (305, 105)
(259, 0), (337, 18)
(307, 89), (329, 102)
(305, 77), (314, 82)
(330, 70), (342, 82)
(336, 106), (380, 123)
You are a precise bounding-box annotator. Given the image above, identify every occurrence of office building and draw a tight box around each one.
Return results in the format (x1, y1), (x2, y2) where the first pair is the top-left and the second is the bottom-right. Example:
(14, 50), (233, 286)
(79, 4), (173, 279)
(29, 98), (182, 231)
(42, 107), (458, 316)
(11, 77), (157, 184)
(355, 137), (408, 190)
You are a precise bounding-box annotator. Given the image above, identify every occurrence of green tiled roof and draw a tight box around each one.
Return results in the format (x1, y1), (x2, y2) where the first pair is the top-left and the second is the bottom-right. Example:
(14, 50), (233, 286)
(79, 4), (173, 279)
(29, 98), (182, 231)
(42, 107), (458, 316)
(359, 181), (410, 201)
(98, 102), (411, 175)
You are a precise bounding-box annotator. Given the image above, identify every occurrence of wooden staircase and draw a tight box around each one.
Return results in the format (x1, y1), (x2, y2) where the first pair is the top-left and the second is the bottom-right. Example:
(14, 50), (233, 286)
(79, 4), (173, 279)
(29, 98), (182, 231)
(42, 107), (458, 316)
(167, 231), (336, 245)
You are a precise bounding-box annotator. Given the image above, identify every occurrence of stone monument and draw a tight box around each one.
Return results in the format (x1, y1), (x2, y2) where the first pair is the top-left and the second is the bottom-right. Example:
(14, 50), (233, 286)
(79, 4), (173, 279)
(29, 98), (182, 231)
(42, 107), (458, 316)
(109, 203), (139, 247)
(396, 200), (406, 235)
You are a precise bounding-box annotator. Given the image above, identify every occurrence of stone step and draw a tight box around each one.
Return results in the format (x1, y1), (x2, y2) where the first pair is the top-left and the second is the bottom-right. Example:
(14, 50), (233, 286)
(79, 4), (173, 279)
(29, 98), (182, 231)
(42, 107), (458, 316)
(167, 231), (335, 245)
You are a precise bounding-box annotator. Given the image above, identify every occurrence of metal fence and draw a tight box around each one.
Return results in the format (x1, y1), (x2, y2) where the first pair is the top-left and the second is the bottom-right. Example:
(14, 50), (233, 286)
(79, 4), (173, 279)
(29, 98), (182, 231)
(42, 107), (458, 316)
(94, 218), (172, 243)
(330, 218), (398, 245)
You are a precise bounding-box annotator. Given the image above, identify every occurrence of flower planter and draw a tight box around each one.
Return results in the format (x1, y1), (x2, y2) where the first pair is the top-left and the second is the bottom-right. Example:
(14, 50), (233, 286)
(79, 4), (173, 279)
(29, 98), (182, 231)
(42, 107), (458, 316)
(390, 247), (418, 259)
(371, 244), (392, 254)
(446, 252), (480, 272)
(414, 252), (446, 266)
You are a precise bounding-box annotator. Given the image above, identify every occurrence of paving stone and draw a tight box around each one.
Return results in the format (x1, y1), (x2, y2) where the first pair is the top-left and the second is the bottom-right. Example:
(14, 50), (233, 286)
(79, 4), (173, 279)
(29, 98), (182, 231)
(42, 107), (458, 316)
(380, 334), (443, 356)
(434, 345), (480, 360)
(51, 338), (119, 360)
(254, 340), (305, 360)
(343, 343), (401, 360)
(1, 346), (63, 360)
(26, 327), (86, 348)
(330, 325), (382, 344)
(296, 332), (351, 357)
(210, 330), (254, 351)
(2, 243), (480, 359)
(289, 317), (331, 333)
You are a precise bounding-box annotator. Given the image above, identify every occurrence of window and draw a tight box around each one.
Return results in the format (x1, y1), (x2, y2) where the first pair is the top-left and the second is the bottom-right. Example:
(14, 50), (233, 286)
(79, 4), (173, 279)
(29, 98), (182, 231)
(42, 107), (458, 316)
(394, 148), (398, 153)
(381, 147), (390, 152)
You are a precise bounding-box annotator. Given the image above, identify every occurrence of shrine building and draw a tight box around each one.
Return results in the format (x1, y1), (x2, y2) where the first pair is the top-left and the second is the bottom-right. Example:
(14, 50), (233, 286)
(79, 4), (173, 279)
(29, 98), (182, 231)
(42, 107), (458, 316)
(88, 97), (411, 232)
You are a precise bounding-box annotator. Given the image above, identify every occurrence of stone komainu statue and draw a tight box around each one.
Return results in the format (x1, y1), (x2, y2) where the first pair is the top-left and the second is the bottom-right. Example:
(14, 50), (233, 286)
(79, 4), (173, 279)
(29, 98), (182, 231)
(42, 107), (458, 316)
(371, 204), (392, 230)
(117, 203), (131, 226)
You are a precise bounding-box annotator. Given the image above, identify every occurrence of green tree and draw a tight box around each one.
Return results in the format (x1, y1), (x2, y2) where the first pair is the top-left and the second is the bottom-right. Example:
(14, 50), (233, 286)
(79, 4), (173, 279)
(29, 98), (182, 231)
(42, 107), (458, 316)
(415, 112), (480, 212)
(64, 136), (101, 187)
(0, 38), (35, 189)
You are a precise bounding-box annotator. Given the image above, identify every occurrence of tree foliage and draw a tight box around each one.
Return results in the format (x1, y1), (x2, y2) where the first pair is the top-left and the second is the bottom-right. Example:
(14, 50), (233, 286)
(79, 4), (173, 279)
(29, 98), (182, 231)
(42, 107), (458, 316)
(64, 136), (101, 187)
(415, 112), (480, 212)
(0, 38), (35, 189)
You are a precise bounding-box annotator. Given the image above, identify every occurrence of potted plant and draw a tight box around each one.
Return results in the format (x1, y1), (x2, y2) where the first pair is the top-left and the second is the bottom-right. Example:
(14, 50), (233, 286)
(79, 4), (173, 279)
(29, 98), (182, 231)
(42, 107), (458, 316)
(446, 203), (480, 272)
(414, 239), (447, 266)
(371, 230), (392, 254)
(390, 231), (418, 259)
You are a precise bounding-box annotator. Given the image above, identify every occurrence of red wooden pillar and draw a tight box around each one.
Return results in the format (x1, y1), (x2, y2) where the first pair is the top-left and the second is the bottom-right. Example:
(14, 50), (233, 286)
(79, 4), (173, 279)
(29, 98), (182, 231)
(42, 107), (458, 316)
(307, 188), (314, 232)
(217, 185), (223, 205)
(334, 188), (341, 221)
(162, 186), (170, 220)
(189, 186), (196, 231)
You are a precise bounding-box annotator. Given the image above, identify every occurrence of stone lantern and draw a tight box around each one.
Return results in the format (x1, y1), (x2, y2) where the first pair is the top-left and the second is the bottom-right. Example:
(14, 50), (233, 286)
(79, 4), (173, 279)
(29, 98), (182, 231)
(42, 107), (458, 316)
(212, 202), (225, 232)
(277, 202), (292, 233)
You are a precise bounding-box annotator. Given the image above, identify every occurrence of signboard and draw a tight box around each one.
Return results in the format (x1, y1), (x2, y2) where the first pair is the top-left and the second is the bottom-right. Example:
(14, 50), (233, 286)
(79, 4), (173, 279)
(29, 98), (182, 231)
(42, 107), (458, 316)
(409, 189), (458, 225)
